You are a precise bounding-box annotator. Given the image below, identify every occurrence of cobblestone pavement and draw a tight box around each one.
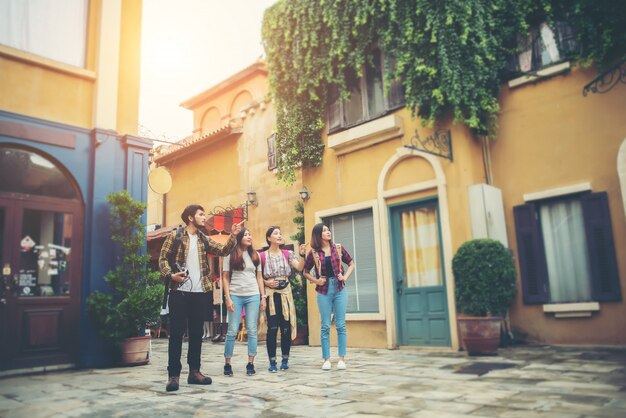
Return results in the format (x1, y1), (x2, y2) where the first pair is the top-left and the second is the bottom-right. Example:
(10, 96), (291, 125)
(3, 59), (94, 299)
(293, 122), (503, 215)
(0, 339), (625, 417)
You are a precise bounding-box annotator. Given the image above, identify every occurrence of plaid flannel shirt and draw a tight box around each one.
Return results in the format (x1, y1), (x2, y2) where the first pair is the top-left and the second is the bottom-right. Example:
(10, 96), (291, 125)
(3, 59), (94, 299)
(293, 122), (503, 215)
(303, 242), (352, 295)
(159, 229), (236, 292)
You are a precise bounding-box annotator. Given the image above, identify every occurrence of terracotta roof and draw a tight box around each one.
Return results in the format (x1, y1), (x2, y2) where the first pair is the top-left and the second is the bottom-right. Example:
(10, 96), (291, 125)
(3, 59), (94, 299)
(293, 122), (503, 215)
(153, 123), (242, 164)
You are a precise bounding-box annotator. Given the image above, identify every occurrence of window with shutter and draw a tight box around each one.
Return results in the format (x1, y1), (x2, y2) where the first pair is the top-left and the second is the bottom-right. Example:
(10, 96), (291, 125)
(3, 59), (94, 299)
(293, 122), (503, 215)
(581, 192), (622, 302)
(513, 203), (550, 304)
(267, 134), (277, 171)
(327, 49), (405, 134)
(514, 191), (621, 305)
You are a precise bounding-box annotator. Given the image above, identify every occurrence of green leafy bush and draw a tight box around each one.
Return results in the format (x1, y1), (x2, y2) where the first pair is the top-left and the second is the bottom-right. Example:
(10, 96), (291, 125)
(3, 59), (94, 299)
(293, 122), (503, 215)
(290, 201), (307, 327)
(87, 190), (163, 344)
(452, 239), (516, 317)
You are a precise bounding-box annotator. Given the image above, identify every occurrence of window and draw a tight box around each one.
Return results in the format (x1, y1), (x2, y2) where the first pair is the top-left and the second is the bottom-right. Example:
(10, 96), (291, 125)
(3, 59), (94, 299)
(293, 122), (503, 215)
(507, 21), (579, 75)
(267, 134), (277, 171)
(324, 209), (379, 313)
(328, 49), (405, 133)
(513, 192), (621, 304)
(0, 0), (88, 67)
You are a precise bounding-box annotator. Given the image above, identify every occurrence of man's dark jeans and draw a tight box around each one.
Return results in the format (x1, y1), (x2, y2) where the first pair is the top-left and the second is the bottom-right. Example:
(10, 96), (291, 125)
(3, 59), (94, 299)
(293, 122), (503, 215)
(168, 291), (208, 377)
(266, 293), (291, 359)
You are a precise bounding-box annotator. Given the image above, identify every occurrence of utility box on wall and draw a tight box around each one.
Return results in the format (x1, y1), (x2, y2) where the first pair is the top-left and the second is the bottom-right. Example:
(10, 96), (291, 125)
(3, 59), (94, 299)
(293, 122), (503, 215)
(468, 184), (509, 247)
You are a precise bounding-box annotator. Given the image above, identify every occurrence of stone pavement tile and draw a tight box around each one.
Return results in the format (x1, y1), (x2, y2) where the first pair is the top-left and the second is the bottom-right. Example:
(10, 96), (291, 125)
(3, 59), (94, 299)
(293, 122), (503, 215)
(270, 397), (353, 417)
(537, 381), (621, 393)
(408, 410), (472, 418)
(3, 404), (63, 418)
(330, 400), (414, 417)
(420, 400), (482, 414)
(471, 405), (583, 418)
(343, 414), (398, 418)
(0, 396), (23, 410)
(458, 389), (520, 405)
(407, 390), (462, 401)
(283, 384), (343, 397)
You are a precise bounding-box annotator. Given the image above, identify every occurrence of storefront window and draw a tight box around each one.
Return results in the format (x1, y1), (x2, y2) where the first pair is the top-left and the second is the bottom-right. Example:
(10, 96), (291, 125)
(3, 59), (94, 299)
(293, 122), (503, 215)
(0, 147), (77, 199)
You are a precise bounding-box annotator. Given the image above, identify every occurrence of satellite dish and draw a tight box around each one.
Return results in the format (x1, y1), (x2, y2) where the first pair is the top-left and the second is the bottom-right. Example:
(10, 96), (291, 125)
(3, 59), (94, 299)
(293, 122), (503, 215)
(148, 166), (172, 194)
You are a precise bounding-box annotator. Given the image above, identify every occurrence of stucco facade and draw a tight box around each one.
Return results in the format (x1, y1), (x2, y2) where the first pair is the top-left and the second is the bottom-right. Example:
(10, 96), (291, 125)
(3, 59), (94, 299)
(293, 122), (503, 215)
(0, 0), (150, 370)
(493, 65), (626, 345)
(302, 61), (626, 351)
(149, 62), (303, 257)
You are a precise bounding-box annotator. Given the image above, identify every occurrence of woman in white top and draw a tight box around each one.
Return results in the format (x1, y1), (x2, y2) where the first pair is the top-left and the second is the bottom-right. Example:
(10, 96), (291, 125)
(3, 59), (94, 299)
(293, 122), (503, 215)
(222, 227), (266, 376)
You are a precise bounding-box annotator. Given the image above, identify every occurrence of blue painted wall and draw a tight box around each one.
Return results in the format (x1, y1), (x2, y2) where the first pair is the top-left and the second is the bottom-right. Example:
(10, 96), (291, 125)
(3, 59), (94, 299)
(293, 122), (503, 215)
(0, 110), (152, 368)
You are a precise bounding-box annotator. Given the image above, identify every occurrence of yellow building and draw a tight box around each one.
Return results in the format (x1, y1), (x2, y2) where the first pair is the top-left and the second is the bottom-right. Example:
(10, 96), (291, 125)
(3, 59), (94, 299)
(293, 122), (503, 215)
(300, 50), (626, 348)
(148, 61), (304, 266)
(0, 0), (151, 370)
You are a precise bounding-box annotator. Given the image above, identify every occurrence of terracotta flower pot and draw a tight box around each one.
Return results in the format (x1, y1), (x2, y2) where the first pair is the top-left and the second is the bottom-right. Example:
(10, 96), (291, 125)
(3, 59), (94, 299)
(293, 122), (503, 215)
(457, 316), (502, 355)
(120, 336), (151, 365)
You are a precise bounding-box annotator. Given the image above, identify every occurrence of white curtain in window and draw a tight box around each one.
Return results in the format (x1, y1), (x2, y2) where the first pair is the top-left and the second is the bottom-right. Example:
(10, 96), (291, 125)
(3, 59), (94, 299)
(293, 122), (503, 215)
(0, 0), (88, 67)
(540, 200), (592, 302)
(401, 206), (442, 288)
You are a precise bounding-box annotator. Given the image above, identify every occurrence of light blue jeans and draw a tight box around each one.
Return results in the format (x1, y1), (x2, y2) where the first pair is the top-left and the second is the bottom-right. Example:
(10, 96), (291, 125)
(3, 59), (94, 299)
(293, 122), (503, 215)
(316, 278), (347, 359)
(224, 294), (260, 358)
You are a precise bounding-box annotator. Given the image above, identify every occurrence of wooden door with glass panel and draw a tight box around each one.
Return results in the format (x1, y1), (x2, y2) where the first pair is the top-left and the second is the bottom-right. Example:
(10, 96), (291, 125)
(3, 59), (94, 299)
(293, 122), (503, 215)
(0, 146), (82, 370)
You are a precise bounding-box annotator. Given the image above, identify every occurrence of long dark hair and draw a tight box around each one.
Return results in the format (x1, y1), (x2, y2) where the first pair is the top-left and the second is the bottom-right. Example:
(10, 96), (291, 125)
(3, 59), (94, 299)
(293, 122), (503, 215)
(229, 227), (260, 271)
(310, 223), (327, 250)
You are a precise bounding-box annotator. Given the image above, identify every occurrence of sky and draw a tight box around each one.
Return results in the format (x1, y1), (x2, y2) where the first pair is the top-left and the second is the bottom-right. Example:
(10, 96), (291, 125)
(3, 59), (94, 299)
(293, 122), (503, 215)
(139, 0), (276, 144)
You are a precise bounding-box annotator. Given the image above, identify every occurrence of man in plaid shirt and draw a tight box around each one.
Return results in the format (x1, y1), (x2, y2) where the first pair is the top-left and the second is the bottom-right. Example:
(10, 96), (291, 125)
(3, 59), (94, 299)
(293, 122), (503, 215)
(159, 204), (241, 392)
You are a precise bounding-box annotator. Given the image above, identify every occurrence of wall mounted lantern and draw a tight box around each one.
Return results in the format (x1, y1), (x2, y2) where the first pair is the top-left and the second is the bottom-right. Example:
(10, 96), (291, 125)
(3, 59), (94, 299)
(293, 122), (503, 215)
(299, 186), (311, 201)
(247, 190), (258, 206)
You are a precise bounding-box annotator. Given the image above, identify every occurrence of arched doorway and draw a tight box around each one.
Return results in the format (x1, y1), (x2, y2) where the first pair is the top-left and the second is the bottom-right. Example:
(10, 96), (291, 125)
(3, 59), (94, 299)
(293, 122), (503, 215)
(377, 147), (458, 349)
(0, 145), (83, 370)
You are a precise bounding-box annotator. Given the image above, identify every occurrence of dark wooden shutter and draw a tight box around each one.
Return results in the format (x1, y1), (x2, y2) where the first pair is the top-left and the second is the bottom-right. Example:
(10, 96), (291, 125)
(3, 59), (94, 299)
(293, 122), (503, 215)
(581, 192), (622, 301)
(513, 203), (550, 304)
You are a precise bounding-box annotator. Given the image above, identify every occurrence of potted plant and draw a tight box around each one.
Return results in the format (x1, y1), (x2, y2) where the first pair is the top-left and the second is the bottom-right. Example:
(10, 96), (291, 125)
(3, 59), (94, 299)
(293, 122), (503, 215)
(290, 201), (309, 345)
(87, 190), (163, 365)
(452, 239), (516, 355)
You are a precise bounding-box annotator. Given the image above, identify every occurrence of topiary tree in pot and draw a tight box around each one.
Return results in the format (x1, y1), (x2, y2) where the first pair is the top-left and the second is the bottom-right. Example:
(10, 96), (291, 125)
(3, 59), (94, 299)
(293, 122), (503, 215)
(452, 239), (516, 355)
(87, 190), (163, 365)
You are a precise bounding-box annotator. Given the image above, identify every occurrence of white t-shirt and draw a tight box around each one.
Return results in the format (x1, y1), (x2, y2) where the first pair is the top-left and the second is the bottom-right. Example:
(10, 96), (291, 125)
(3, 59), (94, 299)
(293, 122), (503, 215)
(223, 251), (261, 296)
(179, 234), (202, 293)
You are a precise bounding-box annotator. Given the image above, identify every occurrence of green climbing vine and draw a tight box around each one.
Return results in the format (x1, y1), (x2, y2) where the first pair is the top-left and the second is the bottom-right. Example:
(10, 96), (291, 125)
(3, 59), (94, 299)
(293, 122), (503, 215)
(262, 0), (626, 183)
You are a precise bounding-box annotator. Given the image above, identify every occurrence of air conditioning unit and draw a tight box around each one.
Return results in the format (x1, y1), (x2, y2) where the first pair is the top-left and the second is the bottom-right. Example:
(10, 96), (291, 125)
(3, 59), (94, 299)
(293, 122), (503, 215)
(468, 184), (509, 247)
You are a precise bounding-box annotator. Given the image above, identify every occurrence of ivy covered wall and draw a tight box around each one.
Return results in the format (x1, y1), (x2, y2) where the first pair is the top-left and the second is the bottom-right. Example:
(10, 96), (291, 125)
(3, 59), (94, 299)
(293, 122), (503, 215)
(262, 0), (626, 183)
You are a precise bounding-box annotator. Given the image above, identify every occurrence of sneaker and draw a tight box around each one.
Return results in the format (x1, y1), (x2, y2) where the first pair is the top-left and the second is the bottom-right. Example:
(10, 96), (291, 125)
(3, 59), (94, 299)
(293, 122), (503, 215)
(224, 364), (233, 377)
(337, 360), (346, 370)
(322, 360), (331, 370)
(280, 358), (289, 371)
(246, 362), (256, 376)
(268, 360), (278, 373)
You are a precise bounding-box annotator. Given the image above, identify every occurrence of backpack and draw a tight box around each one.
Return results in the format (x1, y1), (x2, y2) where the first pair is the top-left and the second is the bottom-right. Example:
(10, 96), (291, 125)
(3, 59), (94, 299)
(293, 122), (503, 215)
(259, 249), (291, 290)
(312, 243), (342, 278)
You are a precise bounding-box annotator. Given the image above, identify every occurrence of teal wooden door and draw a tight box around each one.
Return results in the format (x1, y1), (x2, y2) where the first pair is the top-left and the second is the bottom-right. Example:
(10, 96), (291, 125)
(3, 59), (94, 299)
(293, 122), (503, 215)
(390, 200), (451, 346)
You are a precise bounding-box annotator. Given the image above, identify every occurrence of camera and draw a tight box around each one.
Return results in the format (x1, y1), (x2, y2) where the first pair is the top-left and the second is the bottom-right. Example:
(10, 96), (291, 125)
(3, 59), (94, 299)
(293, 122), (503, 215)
(174, 262), (189, 278)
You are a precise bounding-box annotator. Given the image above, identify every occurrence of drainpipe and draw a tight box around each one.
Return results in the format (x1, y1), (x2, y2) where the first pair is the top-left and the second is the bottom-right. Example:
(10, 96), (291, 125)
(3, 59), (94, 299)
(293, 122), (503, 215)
(481, 136), (494, 185)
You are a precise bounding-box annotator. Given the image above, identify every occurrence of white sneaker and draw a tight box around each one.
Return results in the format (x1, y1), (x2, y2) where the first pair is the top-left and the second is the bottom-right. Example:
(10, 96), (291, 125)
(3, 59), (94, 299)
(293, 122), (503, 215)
(337, 360), (346, 370)
(322, 360), (331, 370)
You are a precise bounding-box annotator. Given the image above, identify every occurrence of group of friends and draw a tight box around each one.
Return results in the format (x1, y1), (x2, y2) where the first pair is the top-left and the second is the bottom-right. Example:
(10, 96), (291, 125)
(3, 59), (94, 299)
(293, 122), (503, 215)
(158, 204), (355, 392)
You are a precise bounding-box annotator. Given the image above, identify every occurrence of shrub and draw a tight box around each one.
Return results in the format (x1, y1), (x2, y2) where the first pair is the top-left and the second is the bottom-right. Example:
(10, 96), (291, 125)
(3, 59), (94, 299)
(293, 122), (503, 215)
(452, 239), (516, 317)
(87, 190), (163, 344)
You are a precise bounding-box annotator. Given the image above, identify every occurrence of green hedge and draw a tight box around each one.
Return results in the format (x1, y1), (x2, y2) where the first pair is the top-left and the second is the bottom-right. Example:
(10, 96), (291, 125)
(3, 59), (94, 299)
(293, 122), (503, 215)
(452, 239), (516, 317)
